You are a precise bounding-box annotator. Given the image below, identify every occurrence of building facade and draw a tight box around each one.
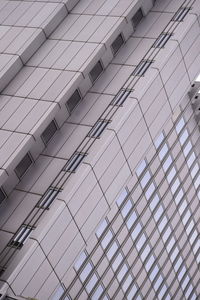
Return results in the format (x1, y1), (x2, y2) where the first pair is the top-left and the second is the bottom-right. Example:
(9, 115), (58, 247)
(0, 0), (200, 299)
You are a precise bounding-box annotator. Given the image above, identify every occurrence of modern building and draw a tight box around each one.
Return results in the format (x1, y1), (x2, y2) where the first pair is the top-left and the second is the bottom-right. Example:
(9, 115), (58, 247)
(0, 0), (200, 299)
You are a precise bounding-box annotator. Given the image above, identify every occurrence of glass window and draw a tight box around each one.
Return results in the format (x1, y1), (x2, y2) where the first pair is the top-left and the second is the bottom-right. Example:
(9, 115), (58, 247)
(112, 252), (123, 271)
(121, 200), (132, 218)
(80, 262), (93, 282)
(140, 171), (151, 188)
(91, 285), (104, 300)
(158, 216), (167, 233)
(145, 182), (156, 200)
(85, 273), (98, 293)
(166, 237), (175, 253)
(162, 226), (172, 243)
(158, 144), (168, 160)
(127, 284), (137, 300)
(177, 265), (186, 281)
(179, 129), (189, 145)
(174, 188), (184, 205)
(101, 230), (113, 249)
(197, 253), (200, 264)
(136, 160), (147, 176)
(182, 210), (191, 226)
(141, 244), (151, 262)
(89, 61), (103, 83)
(96, 219), (108, 238)
(186, 220), (194, 235)
(15, 152), (33, 178)
(190, 293), (197, 300)
(74, 251), (87, 271)
(158, 284), (167, 300)
(132, 60), (153, 76)
(154, 274), (163, 291)
(170, 246), (179, 263)
(181, 275), (190, 290)
(112, 89), (131, 106)
(116, 188), (128, 207)
(101, 296), (109, 300)
(64, 152), (86, 172)
(9, 225), (33, 248)
(117, 264), (128, 282)
(194, 174), (200, 189)
(185, 284), (193, 299)
(66, 89), (82, 113)
(179, 200), (187, 215)
(150, 194), (160, 211)
(155, 132), (164, 149)
(154, 205), (164, 222)
(89, 119), (110, 138)
(167, 167), (176, 183)
(153, 33), (172, 48)
(107, 242), (118, 260)
(190, 230), (197, 245)
(38, 188), (60, 209)
(187, 152), (196, 168)
(175, 117), (185, 134)
(136, 233), (146, 251)
(173, 7), (191, 22)
(183, 141), (192, 157)
(41, 120), (57, 145)
(145, 255), (155, 272)
(163, 155), (173, 172)
(191, 163), (199, 179)
(174, 257), (183, 272)
(132, 8), (143, 29)
(122, 274), (133, 292)
(165, 294), (171, 300)
(171, 178), (180, 195)
(126, 211), (137, 230)
(131, 223), (142, 240)
(149, 265), (159, 281)
(111, 33), (124, 55)
(193, 239), (200, 254)
(50, 284), (65, 300)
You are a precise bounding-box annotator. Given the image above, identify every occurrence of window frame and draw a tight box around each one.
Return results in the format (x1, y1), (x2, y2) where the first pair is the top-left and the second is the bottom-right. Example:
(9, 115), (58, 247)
(41, 119), (58, 146)
(64, 152), (86, 173)
(8, 225), (34, 249)
(89, 60), (104, 83)
(14, 152), (33, 179)
(111, 33), (125, 56)
(132, 60), (153, 77)
(66, 89), (82, 114)
(131, 8), (144, 30)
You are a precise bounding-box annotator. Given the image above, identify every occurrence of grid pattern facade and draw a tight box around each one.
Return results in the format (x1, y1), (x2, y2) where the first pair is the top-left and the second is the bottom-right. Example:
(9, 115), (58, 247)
(0, 0), (200, 299)
(60, 98), (200, 300)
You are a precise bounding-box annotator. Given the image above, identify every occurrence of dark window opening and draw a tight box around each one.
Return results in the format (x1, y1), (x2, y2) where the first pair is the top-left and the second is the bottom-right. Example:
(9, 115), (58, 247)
(89, 61), (103, 83)
(41, 120), (57, 145)
(132, 8), (143, 29)
(66, 89), (82, 113)
(15, 153), (33, 179)
(111, 34), (124, 56)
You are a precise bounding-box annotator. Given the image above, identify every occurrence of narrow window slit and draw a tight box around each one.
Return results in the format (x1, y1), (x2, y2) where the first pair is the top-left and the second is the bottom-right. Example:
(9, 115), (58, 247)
(64, 152), (86, 173)
(88, 120), (110, 138)
(8, 225), (34, 249)
(112, 89), (131, 106)
(41, 120), (58, 145)
(132, 60), (153, 76)
(37, 188), (61, 209)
